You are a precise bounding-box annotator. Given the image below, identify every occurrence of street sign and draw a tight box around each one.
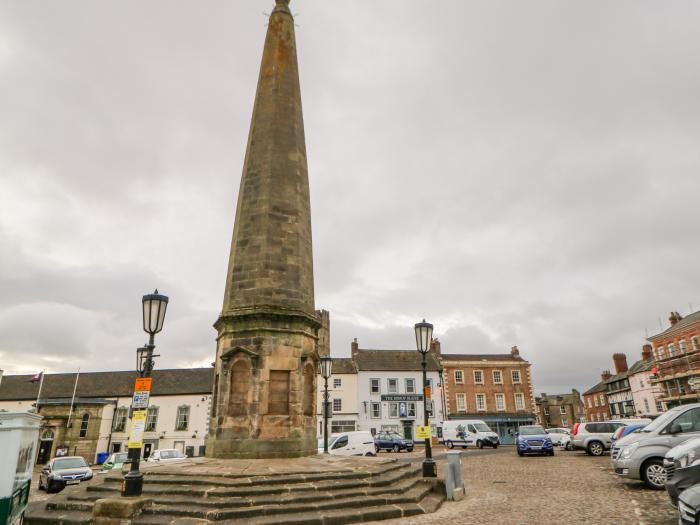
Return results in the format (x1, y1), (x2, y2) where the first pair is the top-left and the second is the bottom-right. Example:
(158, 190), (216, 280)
(134, 377), (152, 392)
(128, 410), (147, 449)
(132, 390), (150, 410)
(416, 425), (431, 440)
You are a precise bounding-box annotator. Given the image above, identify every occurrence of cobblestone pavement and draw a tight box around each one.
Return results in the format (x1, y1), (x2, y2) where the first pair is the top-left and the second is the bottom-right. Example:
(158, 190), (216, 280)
(370, 447), (679, 525)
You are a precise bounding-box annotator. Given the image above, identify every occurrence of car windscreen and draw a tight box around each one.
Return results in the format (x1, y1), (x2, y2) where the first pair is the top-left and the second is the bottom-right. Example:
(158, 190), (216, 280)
(474, 423), (491, 432)
(639, 407), (683, 433)
(54, 458), (88, 469)
(519, 426), (545, 436)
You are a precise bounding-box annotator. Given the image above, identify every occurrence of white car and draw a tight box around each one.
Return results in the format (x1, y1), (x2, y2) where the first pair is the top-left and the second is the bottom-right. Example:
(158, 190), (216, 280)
(146, 448), (188, 463)
(317, 431), (376, 456)
(559, 433), (573, 451)
(545, 428), (570, 446)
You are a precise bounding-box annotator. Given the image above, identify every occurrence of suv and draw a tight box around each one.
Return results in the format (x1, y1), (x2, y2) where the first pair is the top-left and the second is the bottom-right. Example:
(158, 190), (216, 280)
(374, 431), (413, 453)
(571, 421), (626, 456)
(612, 404), (700, 490)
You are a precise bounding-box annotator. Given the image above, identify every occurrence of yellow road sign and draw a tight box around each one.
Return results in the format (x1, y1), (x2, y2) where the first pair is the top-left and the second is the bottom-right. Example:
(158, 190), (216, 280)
(128, 410), (147, 449)
(416, 425), (431, 440)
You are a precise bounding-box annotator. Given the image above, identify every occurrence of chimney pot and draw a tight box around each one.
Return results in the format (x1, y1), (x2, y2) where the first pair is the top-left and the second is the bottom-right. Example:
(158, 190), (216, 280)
(430, 338), (441, 355)
(511, 345), (520, 357)
(612, 353), (628, 373)
(601, 370), (612, 382)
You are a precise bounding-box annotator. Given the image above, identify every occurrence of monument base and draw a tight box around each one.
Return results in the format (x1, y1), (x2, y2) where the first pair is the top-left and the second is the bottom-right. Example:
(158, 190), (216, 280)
(205, 433), (318, 459)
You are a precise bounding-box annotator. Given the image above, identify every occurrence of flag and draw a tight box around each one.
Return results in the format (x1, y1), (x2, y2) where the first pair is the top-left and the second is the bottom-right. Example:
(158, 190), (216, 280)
(29, 372), (43, 383)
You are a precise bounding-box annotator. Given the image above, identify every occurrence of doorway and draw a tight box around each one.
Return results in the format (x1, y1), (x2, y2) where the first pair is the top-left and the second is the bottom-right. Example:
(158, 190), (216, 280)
(401, 421), (413, 441)
(174, 441), (185, 454)
(37, 428), (54, 464)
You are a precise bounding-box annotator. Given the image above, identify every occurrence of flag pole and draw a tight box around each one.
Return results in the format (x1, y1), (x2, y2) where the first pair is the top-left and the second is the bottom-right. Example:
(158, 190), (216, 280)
(66, 368), (80, 428)
(35, 370), (45, 411)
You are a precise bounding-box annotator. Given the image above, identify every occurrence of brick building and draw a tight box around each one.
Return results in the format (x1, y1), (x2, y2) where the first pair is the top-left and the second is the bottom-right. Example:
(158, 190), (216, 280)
(441, 345), (537, 444)
(583, 371), (611, 422)
(648, 310), (700, 408)
(536, 390), (585, 428)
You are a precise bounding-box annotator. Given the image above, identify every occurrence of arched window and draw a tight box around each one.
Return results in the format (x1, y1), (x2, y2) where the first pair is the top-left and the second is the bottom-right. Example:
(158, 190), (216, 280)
(229, 359), (251, 417)
(303, 363), (315, 416)
(79, 413), (90, 438)
(41, 428), (55, 441)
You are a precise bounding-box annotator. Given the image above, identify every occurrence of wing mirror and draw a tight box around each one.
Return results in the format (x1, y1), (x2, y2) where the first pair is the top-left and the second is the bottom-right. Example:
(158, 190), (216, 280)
(669, 423), (683, 435)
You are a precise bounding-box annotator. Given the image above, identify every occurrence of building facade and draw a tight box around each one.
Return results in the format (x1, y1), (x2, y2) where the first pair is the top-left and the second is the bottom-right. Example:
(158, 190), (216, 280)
(605, 353), (635, 418)
(583, 372), (611, 422)
(353, 340), (443, 441)
(441, 345), (536, 444)
(627, 346), (664, 417)
(315, 358), (359, 437)
(0, 369), (213, 464)
(648, 310), (700, 408)
(536, 390), (585, 428)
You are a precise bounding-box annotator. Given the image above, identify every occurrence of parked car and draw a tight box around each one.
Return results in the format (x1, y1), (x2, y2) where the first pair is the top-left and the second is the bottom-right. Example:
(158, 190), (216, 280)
(610, 423), (646, 448)
(664, 436), (700, 506)
(572, 419), (650, 456)
(99, 452), (129, 472)
(38, 456), (93, 493)
(317, 431), (376, 456)
(678, 484), (700, 525)
(516, 425), (554, 457)
(374, 431), (413, 453)
(545, 428), (570, 446)
(559, 433), (573, 451)
(612, 404), (700, 490)
(442, 420), (499, 449)
(146, 448), (188, 463)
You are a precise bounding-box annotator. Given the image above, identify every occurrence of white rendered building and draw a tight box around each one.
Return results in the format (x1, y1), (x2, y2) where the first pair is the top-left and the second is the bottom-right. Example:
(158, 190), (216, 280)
(315, 358), (359, 437)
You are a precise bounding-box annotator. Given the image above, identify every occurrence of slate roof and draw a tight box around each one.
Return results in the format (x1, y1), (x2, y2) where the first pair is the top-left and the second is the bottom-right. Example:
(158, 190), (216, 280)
(330, 358), (357, 374)
(605, 358), (653, 385)
(354, 350), (441, 372)
(441, 353), (525, 362)
(0, 368), (214, 401)
(583, 380), (607, 396)
(536, 392), (580, 405)
(649, 310), (700, 340)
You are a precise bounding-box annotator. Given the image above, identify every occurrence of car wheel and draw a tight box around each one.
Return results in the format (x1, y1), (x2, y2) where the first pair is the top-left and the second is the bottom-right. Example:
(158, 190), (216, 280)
(492, 444), (498, 449)
(365, 452), (374, 457)
(46, 480), (58, 494)
(375, 444), (379, 454)
(407, 448), (413, 452)
(642, 459), (667, 490)
(393, 444), (400, 453)
(587, 441), (604, 456)
(461, 446), (467, 449)
(565, 442), (572, 451)
(446, 440), (454, 449)
(548, 450), (555, 456)
(477, 440), (483, 449)
(517, 451), (524, 457)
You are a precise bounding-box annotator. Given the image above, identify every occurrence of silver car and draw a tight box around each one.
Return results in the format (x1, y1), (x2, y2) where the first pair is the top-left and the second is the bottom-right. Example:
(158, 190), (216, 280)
(571, 421), (626, 456)
(612, 404), (700, 490)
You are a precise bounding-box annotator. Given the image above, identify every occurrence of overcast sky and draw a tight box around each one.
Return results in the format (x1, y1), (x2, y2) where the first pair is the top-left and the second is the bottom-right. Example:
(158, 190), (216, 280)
(0, 1), (698, 395)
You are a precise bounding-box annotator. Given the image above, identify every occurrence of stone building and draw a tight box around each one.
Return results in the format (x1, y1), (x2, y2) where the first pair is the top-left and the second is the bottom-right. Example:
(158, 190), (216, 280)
(536, 390), (585, 428)
(441, 345), (536, 444)
(315, 358), (359, 437)
(206, 0), (324, 458)
(648, 310), (700, 408)
(583, 371), (611, 422)
(0, 369), (213, 464)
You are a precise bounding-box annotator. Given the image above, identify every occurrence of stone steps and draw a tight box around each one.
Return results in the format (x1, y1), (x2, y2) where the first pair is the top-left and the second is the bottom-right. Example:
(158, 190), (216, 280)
(25, 458), (445, 524)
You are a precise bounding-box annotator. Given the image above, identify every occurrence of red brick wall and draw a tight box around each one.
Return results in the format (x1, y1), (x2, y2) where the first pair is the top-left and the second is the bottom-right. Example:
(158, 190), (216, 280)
(583, 391), (609, 422)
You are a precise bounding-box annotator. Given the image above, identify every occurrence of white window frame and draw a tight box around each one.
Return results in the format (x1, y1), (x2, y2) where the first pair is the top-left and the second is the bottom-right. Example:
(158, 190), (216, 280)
(145, 406), (159, 432)
(594, 397), (599, 407)
(456, 393), (467, 411)
(495, 393), (505, 411)
(387, 378), (398, 394)
(407, 402), (417, 418)
(492, 370), (503, 384)
(475, 394), (486, 412)
(587, 398), (592, 408)
(473, 370), (484, 385)
(514, 393), (525, 410)
(389, 402), (398, 418)
(692, 337), (700, 352)
(370, 378), (380, 394)
(454, 370), (464, 384)
(669, 343), (676, 357)
(560, 405), (566, 415)
(599, 394), (605, 405)
(370, 402), (381, 418)
(333, 378), (342, 389)
(511, 370), (521, 384)
(405, 378), (416, 393)
(332, 398), (342, 412)
(680, 340), (688, 354)
(175, 405), (190, 431)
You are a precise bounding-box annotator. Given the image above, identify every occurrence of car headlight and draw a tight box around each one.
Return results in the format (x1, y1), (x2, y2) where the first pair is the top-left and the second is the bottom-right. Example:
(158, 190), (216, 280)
(678, 451), (696, 468)
(620, 442), (639, 459)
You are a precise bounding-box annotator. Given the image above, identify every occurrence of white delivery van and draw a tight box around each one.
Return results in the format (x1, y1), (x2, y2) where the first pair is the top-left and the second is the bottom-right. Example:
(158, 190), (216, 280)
(442, 420), (500, 449)
(320, 431), (376, 457)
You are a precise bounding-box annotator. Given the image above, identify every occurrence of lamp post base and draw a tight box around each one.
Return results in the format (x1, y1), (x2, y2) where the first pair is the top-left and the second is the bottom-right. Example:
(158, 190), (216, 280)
(422, 458), (437, 478)
(121, 470), (144, 497)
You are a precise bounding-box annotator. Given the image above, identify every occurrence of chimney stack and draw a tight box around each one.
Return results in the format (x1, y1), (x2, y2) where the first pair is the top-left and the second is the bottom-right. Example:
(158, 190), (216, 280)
(351, 338), (359, 361)
(430, 338), (441, 355)
(669, 311), (684, 326)
(511, 345), (520, 357)
(612, 353), (628, 374)
(601, 370), (612, 382)
(641, 344), (653, 361)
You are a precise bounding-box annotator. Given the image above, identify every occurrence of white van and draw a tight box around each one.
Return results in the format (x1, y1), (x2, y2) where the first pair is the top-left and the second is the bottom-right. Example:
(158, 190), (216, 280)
(442, 420), (500, 449)
(318, 431), (376, 457)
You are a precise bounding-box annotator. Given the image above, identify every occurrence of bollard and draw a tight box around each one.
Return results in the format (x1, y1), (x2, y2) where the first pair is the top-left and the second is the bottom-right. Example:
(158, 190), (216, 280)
(445, 451), (465, 500)
(443, 463), (455, 500)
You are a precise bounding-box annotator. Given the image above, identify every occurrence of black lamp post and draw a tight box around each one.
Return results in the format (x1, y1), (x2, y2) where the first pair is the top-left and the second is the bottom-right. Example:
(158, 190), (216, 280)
(415, 319), (436, 478)
(122, 289), (168, 497)
(320, 356), (333, 454)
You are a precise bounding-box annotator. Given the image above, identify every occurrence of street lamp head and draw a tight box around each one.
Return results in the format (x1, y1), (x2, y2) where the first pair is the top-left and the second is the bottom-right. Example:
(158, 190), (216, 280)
(142, 289), (169, 335)
(414, 319), (433, 354)
(320, 355), (333, 379)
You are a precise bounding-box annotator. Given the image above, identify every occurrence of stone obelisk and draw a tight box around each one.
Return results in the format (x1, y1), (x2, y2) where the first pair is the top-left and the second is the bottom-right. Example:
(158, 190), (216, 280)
(206, 0), (320, 459)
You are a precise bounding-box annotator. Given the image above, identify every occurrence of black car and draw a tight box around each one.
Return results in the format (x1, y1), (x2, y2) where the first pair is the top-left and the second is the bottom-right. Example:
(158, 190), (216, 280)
(374, 431), (414, 453)
(39, 456), (93, 493)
